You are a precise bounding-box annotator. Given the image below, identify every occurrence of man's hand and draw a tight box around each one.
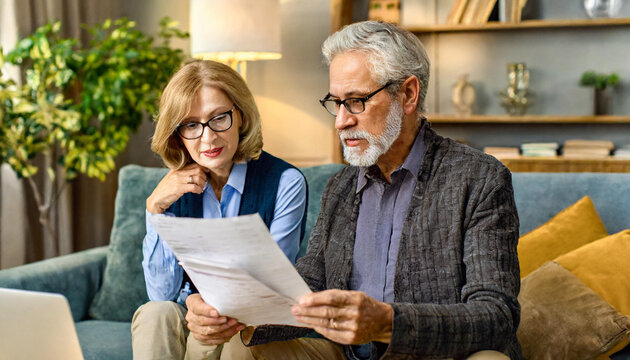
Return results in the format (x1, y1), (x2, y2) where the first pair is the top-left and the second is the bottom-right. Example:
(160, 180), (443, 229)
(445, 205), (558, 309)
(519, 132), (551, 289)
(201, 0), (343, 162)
(291, 289), (393, 345)
(185, 294), (244, 345)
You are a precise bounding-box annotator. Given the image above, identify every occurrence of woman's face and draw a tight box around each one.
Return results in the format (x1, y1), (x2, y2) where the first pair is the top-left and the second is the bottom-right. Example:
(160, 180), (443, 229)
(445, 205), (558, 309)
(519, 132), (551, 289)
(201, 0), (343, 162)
(179, 85), (242, 176)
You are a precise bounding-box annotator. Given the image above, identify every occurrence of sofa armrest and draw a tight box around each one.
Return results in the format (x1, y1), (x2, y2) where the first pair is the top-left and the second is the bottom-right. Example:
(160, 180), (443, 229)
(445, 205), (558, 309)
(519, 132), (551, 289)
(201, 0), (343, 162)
(0, 246), (107, 322)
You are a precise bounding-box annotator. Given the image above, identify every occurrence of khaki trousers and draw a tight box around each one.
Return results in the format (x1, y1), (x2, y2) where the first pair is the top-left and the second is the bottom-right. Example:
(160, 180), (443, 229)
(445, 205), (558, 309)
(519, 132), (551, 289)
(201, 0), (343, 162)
(131, 301), (343, 360)
(132, 301), (223, 360)
(131, 301), (509, 360)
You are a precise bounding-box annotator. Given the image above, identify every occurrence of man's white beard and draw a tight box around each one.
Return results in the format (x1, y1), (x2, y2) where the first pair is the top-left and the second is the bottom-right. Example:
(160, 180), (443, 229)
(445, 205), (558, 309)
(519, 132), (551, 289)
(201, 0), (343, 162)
(339, 100), (403, 167)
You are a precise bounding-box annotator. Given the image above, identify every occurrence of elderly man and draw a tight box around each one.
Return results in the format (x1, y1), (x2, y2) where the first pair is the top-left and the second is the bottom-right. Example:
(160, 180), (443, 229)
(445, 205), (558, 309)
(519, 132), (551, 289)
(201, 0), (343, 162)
(186, 21), (522, 359)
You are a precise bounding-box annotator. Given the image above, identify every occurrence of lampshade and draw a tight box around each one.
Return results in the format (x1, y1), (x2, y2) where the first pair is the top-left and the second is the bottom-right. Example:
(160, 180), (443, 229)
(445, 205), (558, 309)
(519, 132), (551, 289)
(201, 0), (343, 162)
(190, 0), (282, 62)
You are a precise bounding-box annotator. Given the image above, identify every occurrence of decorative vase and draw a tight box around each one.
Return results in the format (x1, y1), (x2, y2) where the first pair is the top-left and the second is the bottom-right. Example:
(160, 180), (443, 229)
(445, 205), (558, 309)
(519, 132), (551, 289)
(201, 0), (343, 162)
(583, 0), (623, 18)
(452, 74), (476, 117)
(594, 88), (612, 115)
(499, 63), (534, 116)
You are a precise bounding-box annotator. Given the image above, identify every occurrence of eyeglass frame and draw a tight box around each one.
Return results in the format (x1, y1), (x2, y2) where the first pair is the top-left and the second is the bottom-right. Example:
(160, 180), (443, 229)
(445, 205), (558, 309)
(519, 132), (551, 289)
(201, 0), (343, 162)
(319, 81), (393, 116)
(175, 105), (236, 140)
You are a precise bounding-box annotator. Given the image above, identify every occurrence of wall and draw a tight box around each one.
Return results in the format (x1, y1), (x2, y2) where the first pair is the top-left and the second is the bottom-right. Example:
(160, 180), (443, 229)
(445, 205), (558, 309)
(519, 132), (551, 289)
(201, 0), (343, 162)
(121, 0), (335, 168)
(402, 0), (630, 150)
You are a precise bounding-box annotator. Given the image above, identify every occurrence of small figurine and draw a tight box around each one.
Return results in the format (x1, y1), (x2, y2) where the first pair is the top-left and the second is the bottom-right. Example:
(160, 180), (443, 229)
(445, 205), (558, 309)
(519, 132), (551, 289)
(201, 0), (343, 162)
(452, 74), (475, 117)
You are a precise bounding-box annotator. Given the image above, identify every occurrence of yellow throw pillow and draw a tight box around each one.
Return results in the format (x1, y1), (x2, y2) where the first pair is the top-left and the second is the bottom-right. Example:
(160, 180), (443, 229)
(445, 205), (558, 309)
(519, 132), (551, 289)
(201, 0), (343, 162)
(556, 230), (630, 316)
(517, 196), (608, 278)
(517, 262), (630, 359)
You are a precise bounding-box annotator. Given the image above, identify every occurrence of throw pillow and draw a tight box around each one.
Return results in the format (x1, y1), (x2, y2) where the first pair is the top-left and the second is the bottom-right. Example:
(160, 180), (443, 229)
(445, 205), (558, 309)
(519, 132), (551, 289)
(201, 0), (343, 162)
(89, 165), (168, 321)
(517, 261), (630, 359)
(556, 230), (630, 316)
(517, 195), (607, 278)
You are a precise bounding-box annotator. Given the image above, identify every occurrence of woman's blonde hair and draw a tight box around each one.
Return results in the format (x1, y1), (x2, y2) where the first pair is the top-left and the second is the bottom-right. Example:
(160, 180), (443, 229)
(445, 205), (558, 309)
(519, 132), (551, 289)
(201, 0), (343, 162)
(151, 60), (263, 169)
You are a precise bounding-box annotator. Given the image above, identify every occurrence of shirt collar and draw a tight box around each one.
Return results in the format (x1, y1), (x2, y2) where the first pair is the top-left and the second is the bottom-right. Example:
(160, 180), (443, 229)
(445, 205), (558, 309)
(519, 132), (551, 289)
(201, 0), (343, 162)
(356, 119), (427, 194)
(202, 161), (247, 195)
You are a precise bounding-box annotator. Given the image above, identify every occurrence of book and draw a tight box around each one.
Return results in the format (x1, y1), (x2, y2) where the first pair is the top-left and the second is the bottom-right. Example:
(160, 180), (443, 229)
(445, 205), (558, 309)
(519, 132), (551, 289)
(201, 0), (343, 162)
(499, 0), (521, 23)
(562, 147), (611, 158)
(447, 0), (469, 24)
(563, 139), (614, 150)
(461, 0), (482, 25)
(521, 142), (559, 157)
(614, 145), (630, 158)
(521, 142), (560, 150)
(511, 0), (520, 23)
(475, 0), (498, 24)
(484, 146), (520, 159)
(562, 139), (614, 158)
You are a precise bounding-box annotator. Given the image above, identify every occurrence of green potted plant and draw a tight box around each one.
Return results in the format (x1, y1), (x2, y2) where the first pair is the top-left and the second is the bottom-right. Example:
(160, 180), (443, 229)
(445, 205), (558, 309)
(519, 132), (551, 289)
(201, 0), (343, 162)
(580, 70), (620, 115)
(0, 17), (188, 256)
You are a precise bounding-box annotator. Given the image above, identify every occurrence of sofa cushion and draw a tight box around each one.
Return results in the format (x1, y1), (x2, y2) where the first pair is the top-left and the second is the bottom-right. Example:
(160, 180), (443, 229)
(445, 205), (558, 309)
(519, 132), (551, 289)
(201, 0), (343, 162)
(89, 165), (168, 321)
(517, 195), (607, 278)
(517, 261), (630, 359)
(512, 172), (630, 235)
(556, 230), (630, 316)
(76, 320), (132, 360)
(298, 164), (345, 258)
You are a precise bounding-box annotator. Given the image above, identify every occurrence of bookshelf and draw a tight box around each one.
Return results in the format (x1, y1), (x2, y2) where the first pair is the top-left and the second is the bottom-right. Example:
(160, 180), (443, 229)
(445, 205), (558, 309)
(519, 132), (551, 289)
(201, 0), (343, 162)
(429, 114), (630, 124)
(499, 156), (630, 172)
(414, 3), (630, 173)
(408, 18), (630, 34)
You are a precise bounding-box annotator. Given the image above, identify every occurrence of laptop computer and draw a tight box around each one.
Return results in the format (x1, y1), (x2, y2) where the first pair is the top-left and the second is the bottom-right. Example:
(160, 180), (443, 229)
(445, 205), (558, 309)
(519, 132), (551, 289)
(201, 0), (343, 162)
(0, 287), (84, 360)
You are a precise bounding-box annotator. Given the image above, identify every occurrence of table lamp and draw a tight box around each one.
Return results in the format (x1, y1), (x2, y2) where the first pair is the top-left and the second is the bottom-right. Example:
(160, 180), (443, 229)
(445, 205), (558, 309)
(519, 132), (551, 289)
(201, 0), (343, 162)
(189, 0), (282, 80)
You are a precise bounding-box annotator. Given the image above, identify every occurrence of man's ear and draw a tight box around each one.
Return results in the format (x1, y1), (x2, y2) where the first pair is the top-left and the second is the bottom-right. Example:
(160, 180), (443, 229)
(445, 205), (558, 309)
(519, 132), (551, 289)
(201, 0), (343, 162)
(400, 76), (420, 116)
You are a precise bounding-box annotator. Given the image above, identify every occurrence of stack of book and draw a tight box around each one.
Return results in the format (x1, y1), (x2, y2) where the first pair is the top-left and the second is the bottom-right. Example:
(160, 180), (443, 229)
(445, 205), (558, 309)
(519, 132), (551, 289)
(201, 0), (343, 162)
(614, 145), (630, 159)
(484, 146), (520, 159)
(562, 139), (614, 158)
(446, 0), (526, 25)
(520, 142), (559, 157)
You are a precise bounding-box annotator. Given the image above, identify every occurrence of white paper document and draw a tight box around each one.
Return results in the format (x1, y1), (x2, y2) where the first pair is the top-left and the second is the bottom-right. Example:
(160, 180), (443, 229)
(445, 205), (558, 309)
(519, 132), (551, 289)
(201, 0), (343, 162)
(149, 213), (312, 327)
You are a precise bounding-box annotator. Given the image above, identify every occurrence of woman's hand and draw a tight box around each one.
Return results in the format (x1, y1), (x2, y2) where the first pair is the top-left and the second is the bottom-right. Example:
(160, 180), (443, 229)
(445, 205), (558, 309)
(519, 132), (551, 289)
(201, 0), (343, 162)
(185, 294), (245, 345)
(146, 163), (208, 214)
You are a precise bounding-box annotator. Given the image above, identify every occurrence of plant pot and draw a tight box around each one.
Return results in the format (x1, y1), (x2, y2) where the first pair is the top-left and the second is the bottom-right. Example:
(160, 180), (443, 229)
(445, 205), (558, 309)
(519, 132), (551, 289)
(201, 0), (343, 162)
(594, 88), (612, 115)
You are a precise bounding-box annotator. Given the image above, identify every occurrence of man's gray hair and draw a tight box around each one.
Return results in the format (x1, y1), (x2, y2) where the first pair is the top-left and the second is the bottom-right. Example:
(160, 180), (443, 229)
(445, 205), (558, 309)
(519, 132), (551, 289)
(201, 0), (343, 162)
(322, 21), (430, 113)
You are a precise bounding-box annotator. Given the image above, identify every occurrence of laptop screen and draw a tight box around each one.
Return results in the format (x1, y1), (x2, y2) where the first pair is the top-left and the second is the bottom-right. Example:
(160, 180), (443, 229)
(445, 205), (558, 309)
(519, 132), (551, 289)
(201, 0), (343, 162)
(0, 288), (84, 360)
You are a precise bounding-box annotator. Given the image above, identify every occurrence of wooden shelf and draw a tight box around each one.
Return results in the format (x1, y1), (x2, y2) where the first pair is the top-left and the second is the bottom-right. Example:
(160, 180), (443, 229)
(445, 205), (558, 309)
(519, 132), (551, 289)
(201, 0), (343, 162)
(407, 18), (630, 34)
(498, 156), (630, 173)
(428, 114), (630, 124)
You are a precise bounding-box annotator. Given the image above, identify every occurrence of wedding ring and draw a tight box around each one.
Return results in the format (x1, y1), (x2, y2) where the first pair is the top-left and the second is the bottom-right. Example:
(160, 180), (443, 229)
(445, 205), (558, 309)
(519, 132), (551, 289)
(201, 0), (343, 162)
(188, 175), (193, 184)
(329, 318), (336, 329)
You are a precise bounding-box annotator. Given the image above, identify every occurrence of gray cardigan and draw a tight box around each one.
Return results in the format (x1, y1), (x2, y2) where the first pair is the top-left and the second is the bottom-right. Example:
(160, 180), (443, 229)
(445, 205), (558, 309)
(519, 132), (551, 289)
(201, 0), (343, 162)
(247, 126), (523, 359)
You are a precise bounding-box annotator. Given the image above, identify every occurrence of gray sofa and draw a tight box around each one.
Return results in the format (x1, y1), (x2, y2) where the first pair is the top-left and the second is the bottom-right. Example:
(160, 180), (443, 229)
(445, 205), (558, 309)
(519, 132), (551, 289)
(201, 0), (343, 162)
(1, 164), (629, 360)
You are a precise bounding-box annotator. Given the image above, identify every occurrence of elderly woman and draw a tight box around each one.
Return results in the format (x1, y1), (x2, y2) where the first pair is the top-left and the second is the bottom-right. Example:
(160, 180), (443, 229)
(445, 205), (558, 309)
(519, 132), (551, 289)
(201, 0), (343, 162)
(131, 60), (307, 359)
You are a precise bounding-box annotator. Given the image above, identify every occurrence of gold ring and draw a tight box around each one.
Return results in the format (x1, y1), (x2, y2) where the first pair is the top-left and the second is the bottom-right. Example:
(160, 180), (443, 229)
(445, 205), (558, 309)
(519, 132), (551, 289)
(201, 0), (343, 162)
(329, 318), (336, 329)
(188, 175), (193, 184)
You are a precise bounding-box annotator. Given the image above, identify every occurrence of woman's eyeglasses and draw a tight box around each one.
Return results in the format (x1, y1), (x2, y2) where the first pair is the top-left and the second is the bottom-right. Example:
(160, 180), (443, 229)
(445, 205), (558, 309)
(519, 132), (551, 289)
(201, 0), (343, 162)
(176, 106), (235, 140)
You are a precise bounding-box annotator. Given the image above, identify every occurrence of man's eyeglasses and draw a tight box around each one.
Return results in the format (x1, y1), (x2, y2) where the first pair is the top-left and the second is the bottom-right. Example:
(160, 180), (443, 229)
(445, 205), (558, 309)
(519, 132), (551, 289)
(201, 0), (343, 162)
(176, 106), (235, 140)
(319, 82), (392, 116)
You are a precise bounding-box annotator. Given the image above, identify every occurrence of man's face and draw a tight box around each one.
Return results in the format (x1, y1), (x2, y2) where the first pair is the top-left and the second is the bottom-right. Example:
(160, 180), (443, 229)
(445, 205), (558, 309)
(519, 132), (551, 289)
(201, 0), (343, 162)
(329, 51), (402, 166)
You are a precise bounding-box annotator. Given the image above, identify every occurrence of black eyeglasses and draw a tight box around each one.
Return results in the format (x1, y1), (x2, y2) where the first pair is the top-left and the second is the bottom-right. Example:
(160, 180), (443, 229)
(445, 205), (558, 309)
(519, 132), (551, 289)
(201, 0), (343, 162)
(319, 82), (392, 116)
(176, 106), (235, 140)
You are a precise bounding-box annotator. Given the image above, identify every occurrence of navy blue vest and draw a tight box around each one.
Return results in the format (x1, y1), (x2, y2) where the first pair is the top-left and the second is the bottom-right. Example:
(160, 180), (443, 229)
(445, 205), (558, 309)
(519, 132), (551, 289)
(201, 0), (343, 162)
(166, 151), (307, 294)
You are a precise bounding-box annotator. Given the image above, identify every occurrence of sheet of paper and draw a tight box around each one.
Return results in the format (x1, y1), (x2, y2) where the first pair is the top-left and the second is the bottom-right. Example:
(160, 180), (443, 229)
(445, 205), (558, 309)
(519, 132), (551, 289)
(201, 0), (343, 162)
(149, 213), (312, 327)
(180, 260), (303, 326)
